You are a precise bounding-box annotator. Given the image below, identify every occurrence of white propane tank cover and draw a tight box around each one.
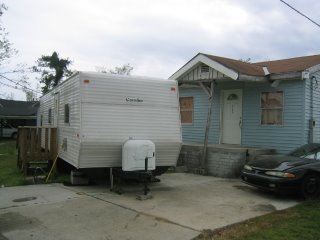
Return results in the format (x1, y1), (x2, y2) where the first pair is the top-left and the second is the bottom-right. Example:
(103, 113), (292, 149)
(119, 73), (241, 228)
(122, 140), (156, 171)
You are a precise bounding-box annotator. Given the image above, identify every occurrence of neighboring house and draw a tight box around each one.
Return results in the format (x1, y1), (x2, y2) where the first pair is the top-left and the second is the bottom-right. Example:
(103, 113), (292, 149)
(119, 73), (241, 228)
(170, 53), (320, 176)
(0, 99), (39, 138)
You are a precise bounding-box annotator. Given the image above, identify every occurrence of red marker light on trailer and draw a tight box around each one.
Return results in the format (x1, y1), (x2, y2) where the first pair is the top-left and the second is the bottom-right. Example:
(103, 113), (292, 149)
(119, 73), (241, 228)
(171, 87), (176, 92)
(83, 79), (90, 84)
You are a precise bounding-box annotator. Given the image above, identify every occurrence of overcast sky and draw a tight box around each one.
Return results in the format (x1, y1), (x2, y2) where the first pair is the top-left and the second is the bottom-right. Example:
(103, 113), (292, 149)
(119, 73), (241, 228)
(1, 0), (320, 100)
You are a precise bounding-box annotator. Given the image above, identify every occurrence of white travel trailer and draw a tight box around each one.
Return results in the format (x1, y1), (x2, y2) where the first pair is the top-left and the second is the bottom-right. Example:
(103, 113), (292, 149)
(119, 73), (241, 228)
(38, 71), (182, 174)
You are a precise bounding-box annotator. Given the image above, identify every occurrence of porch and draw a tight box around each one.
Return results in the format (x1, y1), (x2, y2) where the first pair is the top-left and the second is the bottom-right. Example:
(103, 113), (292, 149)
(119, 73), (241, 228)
(17, 127), (58, 175)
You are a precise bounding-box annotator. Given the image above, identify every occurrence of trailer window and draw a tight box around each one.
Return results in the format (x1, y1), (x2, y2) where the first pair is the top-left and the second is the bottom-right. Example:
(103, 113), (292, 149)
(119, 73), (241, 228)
(180, 97), (193, 124)
(64, 104), (70, 124)
(48, 108), (52, 124)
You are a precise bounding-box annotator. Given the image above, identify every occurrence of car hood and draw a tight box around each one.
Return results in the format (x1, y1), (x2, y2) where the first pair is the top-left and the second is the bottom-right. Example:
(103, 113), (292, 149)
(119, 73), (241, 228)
(248, 155), (313, 170)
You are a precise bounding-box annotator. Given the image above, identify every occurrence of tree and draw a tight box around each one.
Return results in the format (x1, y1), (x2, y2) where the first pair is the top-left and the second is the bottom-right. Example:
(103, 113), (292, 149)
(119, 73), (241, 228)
(96, 63), (133, 75)
(0, 4), (30, 98)
(33, 51), (73, 94)
(239, 58), (251, 63)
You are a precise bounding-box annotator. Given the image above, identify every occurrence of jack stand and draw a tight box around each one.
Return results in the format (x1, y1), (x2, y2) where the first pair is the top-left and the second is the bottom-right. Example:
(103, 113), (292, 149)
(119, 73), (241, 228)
(136, 192), (153, 200)
(136, 157), (153, 200)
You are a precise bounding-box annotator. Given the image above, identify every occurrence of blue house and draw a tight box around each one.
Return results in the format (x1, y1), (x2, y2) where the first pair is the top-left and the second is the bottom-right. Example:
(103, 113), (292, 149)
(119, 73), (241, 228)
(170, 53), (320, 176)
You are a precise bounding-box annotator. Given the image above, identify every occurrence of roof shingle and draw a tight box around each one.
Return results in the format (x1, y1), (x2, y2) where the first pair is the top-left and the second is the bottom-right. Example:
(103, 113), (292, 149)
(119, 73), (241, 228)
(203, 53), (320, 76)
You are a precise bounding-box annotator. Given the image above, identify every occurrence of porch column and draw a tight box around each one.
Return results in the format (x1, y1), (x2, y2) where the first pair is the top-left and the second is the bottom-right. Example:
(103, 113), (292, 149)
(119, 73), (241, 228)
(199, 81), (215, 171)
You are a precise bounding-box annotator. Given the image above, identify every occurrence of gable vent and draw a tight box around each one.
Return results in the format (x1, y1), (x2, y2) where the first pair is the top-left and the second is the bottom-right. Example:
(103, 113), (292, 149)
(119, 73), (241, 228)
(199, 64), (210, 79)
(201, 64), (210, 73)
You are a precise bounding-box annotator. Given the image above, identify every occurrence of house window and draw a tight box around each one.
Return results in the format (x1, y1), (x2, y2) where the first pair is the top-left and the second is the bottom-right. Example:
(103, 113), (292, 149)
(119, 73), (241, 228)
(180, 97), (193, 124)
(64, 104), (70, 124)
(48, 108), (52, 124)
(261, 91), (283, 125)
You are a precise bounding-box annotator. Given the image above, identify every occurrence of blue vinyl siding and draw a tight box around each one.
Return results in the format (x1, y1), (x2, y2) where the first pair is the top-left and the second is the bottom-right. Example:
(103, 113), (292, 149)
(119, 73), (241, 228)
(179, 87), (207, 143)
(180, 80), (306, 154)
(241, 81), (304, 154)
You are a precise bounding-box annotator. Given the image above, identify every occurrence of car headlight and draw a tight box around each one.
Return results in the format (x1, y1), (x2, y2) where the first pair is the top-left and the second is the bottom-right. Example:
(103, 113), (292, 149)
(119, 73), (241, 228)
(265, 171), (296, 178)
(244, 165), (253, 171)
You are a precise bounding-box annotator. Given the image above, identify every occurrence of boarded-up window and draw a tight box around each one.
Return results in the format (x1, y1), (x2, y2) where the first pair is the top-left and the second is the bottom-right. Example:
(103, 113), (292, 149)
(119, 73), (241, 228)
(64, 104), (70, 124)
(180, 97), (193, 124)
(261, 92), (283, 125)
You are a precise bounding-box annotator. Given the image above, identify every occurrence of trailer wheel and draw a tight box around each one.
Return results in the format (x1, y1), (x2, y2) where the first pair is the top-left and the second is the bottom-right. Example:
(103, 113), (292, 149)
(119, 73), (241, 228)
(153, 166), (170, 176)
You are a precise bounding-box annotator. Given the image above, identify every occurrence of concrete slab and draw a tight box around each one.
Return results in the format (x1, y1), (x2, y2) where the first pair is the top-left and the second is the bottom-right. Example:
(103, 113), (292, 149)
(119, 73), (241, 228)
(68, 173), (299, 230)
(0, 173), (300, 240)
(0, 184), (81, 209)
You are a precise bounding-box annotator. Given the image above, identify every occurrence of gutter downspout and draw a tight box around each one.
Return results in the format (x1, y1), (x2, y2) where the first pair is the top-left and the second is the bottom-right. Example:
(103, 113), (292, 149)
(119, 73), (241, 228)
(309, 76), (317, 143)
(199, 81), (215, 172)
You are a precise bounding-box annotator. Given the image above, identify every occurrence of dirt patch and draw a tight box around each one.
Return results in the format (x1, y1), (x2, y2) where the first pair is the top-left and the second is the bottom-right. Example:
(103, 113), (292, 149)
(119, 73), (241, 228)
(0, 212), (41, 232)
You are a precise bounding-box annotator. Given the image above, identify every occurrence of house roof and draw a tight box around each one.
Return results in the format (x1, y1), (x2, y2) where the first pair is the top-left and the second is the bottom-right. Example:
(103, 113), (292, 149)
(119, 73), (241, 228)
(170, 53), (320, 81)
(203, 54), (265, 76)
(0, 99), (39, 117)
(255, 54), (320, 74)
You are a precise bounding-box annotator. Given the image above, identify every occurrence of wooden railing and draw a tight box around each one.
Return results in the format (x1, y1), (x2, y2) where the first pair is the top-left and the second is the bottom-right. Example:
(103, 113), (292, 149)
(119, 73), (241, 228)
(17, 127), (57, 175)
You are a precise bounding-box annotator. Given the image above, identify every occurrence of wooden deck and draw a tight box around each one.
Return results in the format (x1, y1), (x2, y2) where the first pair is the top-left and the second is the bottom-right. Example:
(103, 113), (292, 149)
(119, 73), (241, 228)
(17, 127), (58, 175)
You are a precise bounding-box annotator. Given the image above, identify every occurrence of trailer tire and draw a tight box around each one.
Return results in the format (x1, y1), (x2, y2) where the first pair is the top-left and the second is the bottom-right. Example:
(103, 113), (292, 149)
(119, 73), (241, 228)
(153, 166), (170, 176)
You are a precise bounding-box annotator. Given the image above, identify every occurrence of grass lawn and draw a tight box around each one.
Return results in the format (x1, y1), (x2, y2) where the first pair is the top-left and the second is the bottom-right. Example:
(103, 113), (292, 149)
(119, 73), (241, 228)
(0, 139), (69, 187)
(0, 139), (27, 187)
(196, 200), (320, 240)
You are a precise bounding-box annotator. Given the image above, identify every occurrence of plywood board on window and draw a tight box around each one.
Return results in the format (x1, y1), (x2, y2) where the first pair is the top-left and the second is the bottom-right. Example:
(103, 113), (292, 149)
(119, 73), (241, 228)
(180, 111), (193, 124)
(180, 97), (193, 110)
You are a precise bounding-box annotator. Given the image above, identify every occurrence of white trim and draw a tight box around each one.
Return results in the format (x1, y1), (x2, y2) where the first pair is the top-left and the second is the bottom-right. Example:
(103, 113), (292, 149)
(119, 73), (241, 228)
(238, 74), (268, 82)
(263, 67), (270, 75)
(306, 64), (320, 75)
(269, 72), (301, 81)
(170, 54), (239, 80)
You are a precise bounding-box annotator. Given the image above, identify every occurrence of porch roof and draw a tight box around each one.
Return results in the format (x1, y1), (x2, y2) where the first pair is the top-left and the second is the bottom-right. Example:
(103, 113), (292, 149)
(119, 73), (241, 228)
(170, 53), (320, 82)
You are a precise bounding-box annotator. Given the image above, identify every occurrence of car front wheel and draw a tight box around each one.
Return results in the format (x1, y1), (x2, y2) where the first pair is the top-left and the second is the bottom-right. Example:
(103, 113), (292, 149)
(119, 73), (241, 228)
(300, 174), (320, 199)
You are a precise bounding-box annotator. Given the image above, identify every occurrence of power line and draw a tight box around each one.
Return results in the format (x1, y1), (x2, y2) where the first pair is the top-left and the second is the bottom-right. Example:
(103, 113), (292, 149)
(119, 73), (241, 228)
(280, 0), (320, 28)
(0, 80), (17, 89)
(0, 74), (41, 94)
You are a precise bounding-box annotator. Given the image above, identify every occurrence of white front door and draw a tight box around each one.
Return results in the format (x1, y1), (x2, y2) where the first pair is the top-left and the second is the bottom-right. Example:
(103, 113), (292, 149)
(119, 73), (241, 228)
(221, 89), (243, 144)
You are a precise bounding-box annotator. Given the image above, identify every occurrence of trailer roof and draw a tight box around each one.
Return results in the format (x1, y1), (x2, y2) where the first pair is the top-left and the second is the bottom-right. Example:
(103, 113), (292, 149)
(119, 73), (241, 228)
(40, 71), (176, 99)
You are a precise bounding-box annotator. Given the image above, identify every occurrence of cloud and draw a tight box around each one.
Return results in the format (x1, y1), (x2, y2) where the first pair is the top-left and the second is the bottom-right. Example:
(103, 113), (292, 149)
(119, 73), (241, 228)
(1, 0), (320, 100)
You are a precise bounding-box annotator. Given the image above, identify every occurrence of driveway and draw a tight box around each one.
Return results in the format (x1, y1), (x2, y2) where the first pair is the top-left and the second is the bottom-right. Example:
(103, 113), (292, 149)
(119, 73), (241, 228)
(0, 173), (299, 240)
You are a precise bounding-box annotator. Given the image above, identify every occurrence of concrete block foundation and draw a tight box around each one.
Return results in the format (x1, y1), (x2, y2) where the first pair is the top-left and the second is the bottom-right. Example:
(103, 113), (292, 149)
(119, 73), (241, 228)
(178, 144), (275, 178)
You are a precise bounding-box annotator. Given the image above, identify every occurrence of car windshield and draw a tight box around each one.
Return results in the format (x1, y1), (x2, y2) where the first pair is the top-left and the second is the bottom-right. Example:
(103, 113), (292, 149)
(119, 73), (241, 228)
(289, 143), (320, 158)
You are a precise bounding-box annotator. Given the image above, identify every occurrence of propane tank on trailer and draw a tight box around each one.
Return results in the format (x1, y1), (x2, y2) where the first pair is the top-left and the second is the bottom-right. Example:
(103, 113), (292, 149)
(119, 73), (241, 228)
(122, 139), (155, 171)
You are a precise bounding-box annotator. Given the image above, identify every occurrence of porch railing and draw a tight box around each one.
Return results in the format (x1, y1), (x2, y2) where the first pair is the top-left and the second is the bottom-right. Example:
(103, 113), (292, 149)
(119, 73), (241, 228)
(17, 126), (57, 175)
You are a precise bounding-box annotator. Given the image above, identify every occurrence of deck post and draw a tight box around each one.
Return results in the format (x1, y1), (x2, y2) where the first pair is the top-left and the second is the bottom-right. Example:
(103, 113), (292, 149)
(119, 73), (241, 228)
(17, 126), (57, 176)
(200, 81), (215, 172)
